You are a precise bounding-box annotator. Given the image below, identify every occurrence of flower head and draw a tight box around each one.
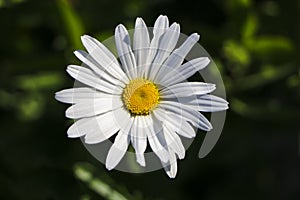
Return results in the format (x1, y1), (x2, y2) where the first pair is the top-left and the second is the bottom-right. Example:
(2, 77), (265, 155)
(55, 15), (229, 178)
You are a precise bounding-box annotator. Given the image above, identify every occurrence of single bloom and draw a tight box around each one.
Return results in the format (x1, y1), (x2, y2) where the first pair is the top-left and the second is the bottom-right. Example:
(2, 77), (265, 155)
(55, 15), (229, 178)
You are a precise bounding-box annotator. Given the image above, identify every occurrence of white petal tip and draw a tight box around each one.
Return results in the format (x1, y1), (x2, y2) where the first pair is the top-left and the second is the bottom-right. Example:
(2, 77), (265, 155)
(165, 168), (177, 178)
(137, 161), (146, 167)
(54, 92), (62, 101)
(170, 22), (179, 29)
(73, 50), (82, 55)
(178, 156), (184, 160)
(136, 155), (146, 167)
(135, 17), (147, 29)
(65, 109), (75, 119)
(66, 64), (76, 70)
(157, 15), (168, 20)
(84, 137), (99, 144)
(116, 24), (126, 31)
(205, 57), (211, 64)
(106, 157), (120, 171)
(106, 165), (114, 171)
(203, 56), (210, 61)
(191, 33), (200, 41)
(136, 17), (142, 22)
(67, 130), (84, 138)
(81, 34), (93, 39)
(207, 126), (213, 131)
(177, 152), (185, 160)
(67, 135), (79, 139)
(80, 35), (89, 42)
(67, 126), (76, 138)
(167, 173), (176, 179)
(199, 123), (213, 132)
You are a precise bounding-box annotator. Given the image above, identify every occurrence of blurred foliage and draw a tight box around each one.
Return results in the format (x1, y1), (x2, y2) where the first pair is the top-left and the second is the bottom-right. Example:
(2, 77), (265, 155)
(57, 0), (84, 49)
(0, 0), (300, 199)
(74, 162), (143, 200)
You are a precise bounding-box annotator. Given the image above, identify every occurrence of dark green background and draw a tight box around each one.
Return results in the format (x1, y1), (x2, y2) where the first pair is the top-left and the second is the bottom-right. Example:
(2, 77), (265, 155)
(0, 0), (300, 199)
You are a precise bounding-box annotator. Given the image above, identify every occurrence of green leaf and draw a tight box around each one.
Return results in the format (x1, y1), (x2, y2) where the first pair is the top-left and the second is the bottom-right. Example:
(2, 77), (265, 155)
(233, 64), (297, 91)
(241, 13), (258, 42)
(56, 0), (85, 49)
(17, 94), (45, 121)
(223, 40), (250, 66)
(16, 72), (64, 91)
(247, 36), (293, 56)
(74, 163), (142, 200)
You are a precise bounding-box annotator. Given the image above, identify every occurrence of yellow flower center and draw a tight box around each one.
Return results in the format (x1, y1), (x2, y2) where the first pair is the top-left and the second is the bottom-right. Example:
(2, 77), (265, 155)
(123, 79), (160, 115)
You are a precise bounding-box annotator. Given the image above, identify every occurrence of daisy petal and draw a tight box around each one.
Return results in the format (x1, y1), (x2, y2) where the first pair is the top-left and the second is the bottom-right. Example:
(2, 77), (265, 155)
(66, 65), (123, 95)
(79, 36), (129, 83)
(55, 87), (120, 104)
(73, 50), (124, 86)
(115, 24), (137, 79)
(83, 117), (119, 144)
(155, 33), (200, 82)
(152, 115), (168, 148)
(160, 101), (213, 131)
(160, 82), (216, 98)
(167, 33), (200, 67)
(145, 15), (169, 68)
(153, 15), (169, 39)
(182, 94), (229, 112)
(105, 132), (130, 170)
(133, 18), (150, 78)
(55, 88), (94, 104)
(65, 97), (123, 119)
(106, 118), (133, 170)
(154, 108), (196, 138)
(163, 124), (185, 159)
(149, 23), (180, 80)
(144, 116), (169, 163)
(163, 150), (177, 178)
(159, 57), (210, 86)
(66, 119), (87, 138)
(81, 107), (130, 144)
(131, 116), (147, 166)
(167, 112), (196, 138)
(81, 35), (118, 67)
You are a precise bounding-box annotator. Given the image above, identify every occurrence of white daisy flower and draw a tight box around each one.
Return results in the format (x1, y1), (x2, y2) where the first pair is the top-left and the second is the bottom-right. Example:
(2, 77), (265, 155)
(55, 15), (229, 178)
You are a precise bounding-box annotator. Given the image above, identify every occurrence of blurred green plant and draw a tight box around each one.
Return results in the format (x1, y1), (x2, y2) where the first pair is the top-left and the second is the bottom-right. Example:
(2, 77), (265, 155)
(57, 0), (85, 49)
(74, 163), (143, 200)
(0, 72), (64, 121)
(221, 0), (298, 119)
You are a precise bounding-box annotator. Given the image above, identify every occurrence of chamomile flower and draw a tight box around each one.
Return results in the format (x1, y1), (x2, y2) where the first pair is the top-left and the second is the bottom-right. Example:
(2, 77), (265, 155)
(55, 15), (228, 178)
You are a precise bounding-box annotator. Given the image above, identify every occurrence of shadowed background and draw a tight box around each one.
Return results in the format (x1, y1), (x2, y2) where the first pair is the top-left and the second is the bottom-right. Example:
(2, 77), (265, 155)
(0, 0), (300, 199)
